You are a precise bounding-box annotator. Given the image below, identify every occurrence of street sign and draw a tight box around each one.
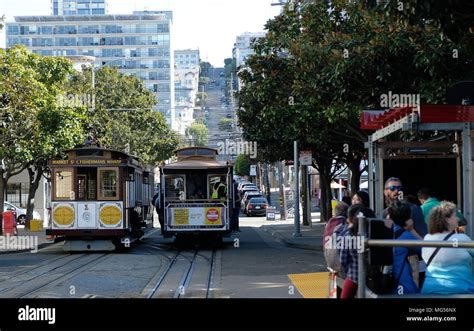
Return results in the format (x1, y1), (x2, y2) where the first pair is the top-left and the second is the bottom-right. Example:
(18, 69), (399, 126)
(250, 165), (257, 176)
(299, 150), (312, 166)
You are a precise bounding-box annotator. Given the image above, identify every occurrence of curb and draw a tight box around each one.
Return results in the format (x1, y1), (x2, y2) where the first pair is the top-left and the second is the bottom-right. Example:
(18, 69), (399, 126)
(262, 226), (324, 251)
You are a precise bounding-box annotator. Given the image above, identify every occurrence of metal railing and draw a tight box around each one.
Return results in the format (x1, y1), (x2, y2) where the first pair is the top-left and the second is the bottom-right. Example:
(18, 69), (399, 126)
(357, 215), (474, 298)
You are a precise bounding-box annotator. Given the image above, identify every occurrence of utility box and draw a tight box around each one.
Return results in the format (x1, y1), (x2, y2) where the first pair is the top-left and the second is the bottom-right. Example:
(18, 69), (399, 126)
(266, 206), (276, 221)
(30, 219), (43, 232)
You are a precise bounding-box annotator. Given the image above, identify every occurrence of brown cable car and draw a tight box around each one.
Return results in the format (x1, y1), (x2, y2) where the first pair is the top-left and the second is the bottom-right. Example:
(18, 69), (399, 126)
(46, 147), (153, 251)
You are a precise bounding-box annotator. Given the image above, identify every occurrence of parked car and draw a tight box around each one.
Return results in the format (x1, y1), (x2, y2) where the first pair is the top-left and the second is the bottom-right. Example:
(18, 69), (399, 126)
(3, 201), (41, 226)
(241, 191), (263, 212)
(246, 197), (269, 216)
(226, 113), (232, 119)
(240, 187), (259, 197)
(238, 183), (257, 192)
(237, 181), (252, 191)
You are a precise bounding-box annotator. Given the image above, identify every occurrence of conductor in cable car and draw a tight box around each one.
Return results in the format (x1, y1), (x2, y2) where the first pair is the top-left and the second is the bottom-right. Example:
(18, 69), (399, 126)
(211, 177), (227, 199)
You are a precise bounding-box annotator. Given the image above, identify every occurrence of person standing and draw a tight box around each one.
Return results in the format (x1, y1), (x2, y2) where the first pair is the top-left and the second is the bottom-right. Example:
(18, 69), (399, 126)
(383, 177), (427, 287)
(422, 202), (474, 294)
(351, 190), (370, 208)
(417, 187), (464, 226)
(386, 200), (421, 294)
(231, 180), (241, 232)
(383, 177), (427, 238)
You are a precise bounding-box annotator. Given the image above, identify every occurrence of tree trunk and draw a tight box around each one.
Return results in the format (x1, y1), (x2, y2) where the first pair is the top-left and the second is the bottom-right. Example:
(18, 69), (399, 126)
(26, 166), (43, 230)
(317, 156), (335, 224)
(347, 154), (363, 194)
(264, 164), (271, 205)
(350, 167), (362, 195)
(278, 161), (287, 220)
(319, 171), (333, 223)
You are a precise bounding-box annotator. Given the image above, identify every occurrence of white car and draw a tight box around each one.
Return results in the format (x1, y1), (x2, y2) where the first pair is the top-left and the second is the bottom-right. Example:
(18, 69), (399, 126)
(3, 202), (41, 226)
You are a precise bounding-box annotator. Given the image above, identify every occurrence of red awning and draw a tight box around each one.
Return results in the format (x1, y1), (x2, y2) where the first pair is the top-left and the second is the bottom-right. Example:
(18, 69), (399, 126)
(361, 105), (474, 130)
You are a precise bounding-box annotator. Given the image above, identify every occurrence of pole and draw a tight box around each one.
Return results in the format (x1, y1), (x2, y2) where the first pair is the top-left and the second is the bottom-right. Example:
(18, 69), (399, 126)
(357, 214), (367, 298)
(293, 141), (301, 237)
(306, 166), (312, 227)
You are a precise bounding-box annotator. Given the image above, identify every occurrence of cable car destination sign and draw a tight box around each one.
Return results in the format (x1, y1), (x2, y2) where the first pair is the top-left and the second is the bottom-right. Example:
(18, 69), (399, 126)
(49, 159), (125, 166)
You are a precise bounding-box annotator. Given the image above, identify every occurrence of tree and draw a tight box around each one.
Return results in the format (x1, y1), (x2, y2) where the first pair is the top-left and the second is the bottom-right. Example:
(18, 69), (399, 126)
(108, 108), (178, 168)
(67, 66), (178, 165)
(237, 0), (474, 222)
(224, 58), (236, 78)
(218, 118), (233, 131)
(185, 123), (208, 147)
(0, 45), (85, 233)
(200, 61), (212, 77)
(234, 154), (251, 177)
(196, 91), (208, 107)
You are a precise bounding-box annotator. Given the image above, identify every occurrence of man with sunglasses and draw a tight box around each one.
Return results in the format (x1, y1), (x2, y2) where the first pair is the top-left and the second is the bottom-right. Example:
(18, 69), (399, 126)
(383, 177), (427, 238)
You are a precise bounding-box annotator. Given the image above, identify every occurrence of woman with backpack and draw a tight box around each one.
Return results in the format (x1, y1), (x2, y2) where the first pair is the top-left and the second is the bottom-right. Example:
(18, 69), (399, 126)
(340, 204), (375, 298)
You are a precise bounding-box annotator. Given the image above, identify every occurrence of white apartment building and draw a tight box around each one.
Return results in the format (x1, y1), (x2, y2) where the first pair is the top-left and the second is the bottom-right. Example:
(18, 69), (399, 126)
(51, 0), (108, 16)
(174, 49), (200, 135)
(233, 32), (265, 90)
(6, 11), (176, 128)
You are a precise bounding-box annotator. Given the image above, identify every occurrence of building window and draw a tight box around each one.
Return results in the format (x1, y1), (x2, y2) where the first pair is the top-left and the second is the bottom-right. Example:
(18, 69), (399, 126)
(7, 25), (20, 35)
(5, 183), (29, 208)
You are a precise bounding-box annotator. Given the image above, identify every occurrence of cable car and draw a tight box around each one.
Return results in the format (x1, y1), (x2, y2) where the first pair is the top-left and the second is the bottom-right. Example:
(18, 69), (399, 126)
(46, 147), (153, 251)
(158, 147), (237, 239)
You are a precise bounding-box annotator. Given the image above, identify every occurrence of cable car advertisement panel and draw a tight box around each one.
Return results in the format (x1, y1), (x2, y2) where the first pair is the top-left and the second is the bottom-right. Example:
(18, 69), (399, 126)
(167, 204), (226, 228)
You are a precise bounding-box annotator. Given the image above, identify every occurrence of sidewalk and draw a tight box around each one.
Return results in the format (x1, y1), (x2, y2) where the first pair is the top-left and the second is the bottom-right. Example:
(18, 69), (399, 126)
(261, 212), (325, 251)
(0, 226), (61, 254)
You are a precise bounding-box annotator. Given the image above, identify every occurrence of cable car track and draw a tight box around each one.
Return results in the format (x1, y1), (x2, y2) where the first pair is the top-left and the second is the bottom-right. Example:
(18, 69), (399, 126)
(142, 246), (217, 299)
(0, 254), (109, 298)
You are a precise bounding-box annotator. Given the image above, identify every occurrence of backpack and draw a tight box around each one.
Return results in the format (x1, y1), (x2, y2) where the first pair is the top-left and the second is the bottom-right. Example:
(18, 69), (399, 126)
(323, 217), (347, 276)
(366, 228), (406, 295)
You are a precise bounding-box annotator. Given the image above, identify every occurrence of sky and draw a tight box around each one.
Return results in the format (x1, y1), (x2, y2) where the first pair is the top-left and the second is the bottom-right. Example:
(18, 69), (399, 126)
(0, 0), (281, 66)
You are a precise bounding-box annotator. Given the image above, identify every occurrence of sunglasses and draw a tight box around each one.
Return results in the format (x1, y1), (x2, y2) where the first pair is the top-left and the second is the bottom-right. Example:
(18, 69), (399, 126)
(386, 185), (403, 191)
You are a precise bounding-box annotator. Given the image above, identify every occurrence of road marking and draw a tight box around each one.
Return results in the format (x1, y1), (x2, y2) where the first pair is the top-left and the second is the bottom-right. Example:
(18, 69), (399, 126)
(288, 272), (329, 298)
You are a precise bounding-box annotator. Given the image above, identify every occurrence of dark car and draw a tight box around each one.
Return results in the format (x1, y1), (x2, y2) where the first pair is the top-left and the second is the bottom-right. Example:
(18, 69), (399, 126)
(246, 197), (268, 216)
(241, 191), (263, 212)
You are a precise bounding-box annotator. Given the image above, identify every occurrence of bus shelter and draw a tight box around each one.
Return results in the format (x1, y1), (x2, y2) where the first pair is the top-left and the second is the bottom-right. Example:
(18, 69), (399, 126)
(362, 105), (474, 238)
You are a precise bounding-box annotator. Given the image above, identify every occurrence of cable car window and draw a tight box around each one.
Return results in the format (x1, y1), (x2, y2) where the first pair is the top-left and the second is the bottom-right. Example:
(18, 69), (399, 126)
(209, 175), (227, 199)
(55, 169), (73, 200)
(98, 168), (118, 200)
(165, 175), (185, 200)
